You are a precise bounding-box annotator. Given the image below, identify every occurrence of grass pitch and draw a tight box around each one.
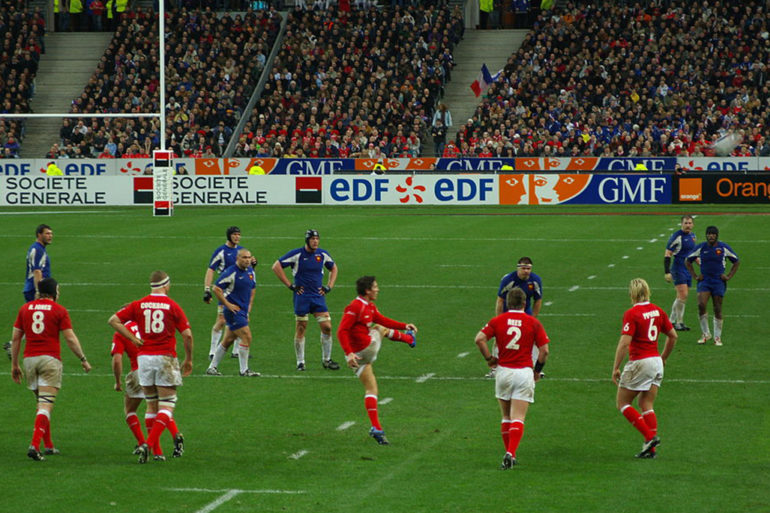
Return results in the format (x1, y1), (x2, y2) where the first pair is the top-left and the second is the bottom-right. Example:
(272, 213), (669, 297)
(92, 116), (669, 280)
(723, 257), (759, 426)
(1, 205), (768, 513)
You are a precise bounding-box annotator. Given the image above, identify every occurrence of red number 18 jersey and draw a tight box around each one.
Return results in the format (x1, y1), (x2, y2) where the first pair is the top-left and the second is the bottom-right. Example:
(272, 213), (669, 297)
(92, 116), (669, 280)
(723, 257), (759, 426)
(116, 293), (190, 357)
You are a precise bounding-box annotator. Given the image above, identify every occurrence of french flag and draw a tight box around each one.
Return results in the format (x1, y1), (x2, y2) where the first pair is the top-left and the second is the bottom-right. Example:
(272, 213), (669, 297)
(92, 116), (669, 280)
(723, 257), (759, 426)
(470, 64), (502, 97)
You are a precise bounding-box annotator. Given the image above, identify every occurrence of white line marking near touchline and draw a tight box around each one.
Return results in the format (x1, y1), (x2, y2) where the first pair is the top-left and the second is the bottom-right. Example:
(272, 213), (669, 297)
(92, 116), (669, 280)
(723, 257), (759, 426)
(336, 421), (356, 431)
(416, 373), (435, 383)
(457, 352), (470, 358)
(288, 450), (308, 460)
(163, 488), (306, 513)
(568, 285), (580, 292)
(379, 397), (393, 405)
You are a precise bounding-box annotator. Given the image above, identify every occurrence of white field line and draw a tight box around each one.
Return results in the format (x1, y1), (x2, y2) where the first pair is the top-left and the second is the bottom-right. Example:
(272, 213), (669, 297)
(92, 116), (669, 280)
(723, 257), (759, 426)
(379, 397), (393, 405)
(568, 285), (580, 292)
(165, 488), (304, 494)
(457, 352), (470, 358)
(194, 489), (240, 513)
(0, 231), (768, 243)
(5, 282), (770, 292)
(6, 372), (768, 384)
(288, 450), (308, 460)
(360, 430), (451, 501)
(163, 488), (305, 513)
(0, 210), (134, 215)
(415, 373), (435, 383)
(587, 275), (596, 280)
(336, 421), (356, 431)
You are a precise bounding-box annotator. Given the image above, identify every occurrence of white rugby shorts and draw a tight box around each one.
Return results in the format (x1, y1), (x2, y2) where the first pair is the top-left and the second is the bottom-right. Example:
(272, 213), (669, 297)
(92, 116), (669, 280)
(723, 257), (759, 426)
(495, 366), (536, 403)
(137, 354), (183, 387)
(23, 355), (63, 390)
(354, 328), (382, 377)
(619, 356), (664, 391)
(124, 369), (145, 399)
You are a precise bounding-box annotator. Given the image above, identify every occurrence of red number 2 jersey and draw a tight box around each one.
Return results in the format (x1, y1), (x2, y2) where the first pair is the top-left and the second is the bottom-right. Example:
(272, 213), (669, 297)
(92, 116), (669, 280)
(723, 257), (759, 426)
(480, 310), (549, 369)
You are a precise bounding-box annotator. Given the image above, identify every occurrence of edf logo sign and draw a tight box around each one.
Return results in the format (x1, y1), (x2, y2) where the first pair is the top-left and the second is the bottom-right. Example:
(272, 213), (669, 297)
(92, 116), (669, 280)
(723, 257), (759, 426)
(328, 177), (496, 204)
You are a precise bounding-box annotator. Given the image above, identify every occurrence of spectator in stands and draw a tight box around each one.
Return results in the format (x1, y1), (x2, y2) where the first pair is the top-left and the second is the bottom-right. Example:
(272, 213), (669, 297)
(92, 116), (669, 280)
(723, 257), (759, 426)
(58, 6), (282, 158)
(464, 0), (770, 158)
(249, 5), (462, 158)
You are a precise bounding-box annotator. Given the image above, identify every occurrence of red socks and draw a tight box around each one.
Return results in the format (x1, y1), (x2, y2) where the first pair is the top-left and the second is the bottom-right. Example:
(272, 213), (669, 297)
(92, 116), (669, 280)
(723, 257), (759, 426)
(146, 411), (172, 453)
(31, 411), (49, 450)
(507, 420), (524, 457)
(621, 405), (654, 441)
(364, 395), (381, 430)
(501, 420), (511, 450)
(126, 412), (146, 444)
(642, 410), (658, 452)
(145, 414), (162, 455)
(386, 330), (411, 344)
(167, 418), (179, 439)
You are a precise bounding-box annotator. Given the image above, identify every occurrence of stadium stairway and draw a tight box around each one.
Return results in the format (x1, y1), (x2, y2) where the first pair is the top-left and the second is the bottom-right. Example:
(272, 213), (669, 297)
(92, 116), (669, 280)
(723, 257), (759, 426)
(23, 32), (114, 158)
(422, 28), (527, 157)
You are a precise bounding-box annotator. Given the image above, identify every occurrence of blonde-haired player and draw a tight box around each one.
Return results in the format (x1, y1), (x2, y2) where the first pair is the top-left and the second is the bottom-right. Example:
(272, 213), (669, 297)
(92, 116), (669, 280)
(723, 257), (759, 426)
(612, 278), (677, 458)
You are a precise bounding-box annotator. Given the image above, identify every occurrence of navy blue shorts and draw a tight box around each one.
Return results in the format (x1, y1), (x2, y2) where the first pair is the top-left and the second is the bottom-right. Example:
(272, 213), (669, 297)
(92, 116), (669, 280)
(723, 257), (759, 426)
(23, 290), (35, 302)
(671, 267), (692, 287)
(293, 294), (328, 316)
(224, 308), (249, 331)
(697, 277), (726, 297)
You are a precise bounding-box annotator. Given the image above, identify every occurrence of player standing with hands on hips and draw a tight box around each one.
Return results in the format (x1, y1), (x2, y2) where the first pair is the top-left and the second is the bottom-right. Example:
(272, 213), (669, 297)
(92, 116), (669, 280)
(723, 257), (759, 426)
(272, 230), (340, 371)
(612, 278), (677, 459)
(685, 226), (739, 346)
(475, 287), (550, 469)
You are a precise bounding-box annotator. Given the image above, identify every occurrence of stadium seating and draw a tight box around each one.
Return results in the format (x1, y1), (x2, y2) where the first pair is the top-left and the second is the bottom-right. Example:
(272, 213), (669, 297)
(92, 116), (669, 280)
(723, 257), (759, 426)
(461, 0), (770, 158)
(240, 3), (463, 158)
(56, 6), (281, 159)
(0, 5), (45, 157)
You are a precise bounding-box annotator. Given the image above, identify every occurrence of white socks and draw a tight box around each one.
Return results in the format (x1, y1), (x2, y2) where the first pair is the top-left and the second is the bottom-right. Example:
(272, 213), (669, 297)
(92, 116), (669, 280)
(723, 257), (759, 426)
(321, 333), (333, 361)
(294, 337), (306, 365)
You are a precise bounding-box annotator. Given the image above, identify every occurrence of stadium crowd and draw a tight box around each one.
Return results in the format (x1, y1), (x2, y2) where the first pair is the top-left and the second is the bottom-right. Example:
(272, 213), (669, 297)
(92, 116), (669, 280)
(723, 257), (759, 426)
(455, 0), (770, 158)
(49, 6), (281, 159)
(0, 4), (45, 158)
(233, 2), (463, 158)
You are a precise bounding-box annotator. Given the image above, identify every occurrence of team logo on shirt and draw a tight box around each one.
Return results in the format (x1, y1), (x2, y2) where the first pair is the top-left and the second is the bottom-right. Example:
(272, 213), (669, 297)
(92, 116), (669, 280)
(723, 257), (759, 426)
(716, 249), (722, 256)
(315, 255), (322, 262)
